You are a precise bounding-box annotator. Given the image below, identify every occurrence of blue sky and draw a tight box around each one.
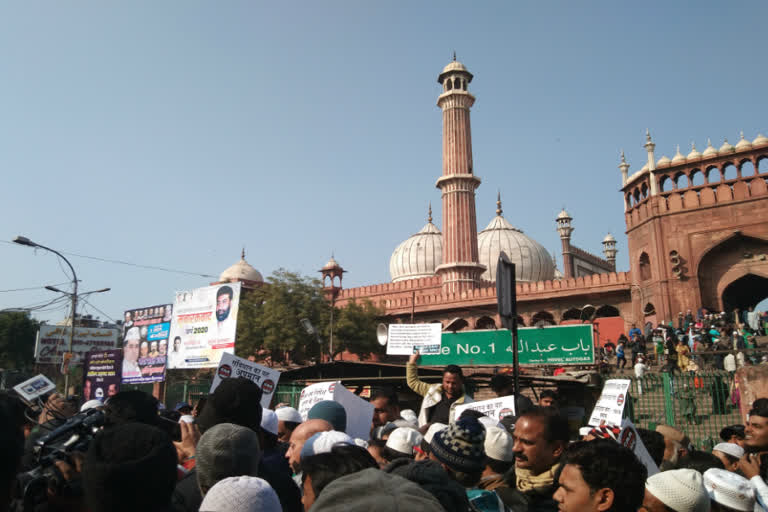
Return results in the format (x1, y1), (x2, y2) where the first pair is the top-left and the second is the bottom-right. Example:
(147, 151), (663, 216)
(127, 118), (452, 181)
(2, 1), (767, 323)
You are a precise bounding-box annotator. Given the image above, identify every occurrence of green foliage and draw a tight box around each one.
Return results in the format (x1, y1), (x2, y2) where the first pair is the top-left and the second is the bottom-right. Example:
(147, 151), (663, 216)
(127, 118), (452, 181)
(0, 312), (39, 370)
(331, 299), (385, 359)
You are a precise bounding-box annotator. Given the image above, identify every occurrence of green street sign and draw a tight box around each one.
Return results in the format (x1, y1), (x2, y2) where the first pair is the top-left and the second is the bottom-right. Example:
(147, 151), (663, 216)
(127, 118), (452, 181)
(418, 324), (594, 366)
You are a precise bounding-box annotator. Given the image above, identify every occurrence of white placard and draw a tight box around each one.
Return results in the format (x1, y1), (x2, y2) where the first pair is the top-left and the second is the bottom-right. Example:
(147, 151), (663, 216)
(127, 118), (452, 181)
(210, 353), (281, 408)
(298, 381), (375, 440)
(588, 379), (631, 427)
(386, 323), (442, 355)
(453, 395), (516, 423)
(14, 374), (56, 403)
(619, 418), (660, 476)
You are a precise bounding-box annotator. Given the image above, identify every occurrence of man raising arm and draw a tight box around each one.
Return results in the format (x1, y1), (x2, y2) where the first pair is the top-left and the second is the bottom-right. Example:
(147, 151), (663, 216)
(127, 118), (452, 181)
(406, 350), (473, 426)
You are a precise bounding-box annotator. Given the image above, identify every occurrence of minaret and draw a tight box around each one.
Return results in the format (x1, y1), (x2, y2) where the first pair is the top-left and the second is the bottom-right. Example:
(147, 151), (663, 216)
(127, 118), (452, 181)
(434, 55), (485, 293)
(644, 129), (658, 195)
(556, 209), (575, 279)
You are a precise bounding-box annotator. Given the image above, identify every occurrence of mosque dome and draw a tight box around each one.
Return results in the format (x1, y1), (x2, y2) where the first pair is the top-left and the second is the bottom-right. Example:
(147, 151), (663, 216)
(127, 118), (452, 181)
(719, 138), (735, 154)
(389, 206), (443, 282)
(753, 133), (768, 147)
(671, 145), (687, 165)
(702, 139), (718, 158)
(219, 250), (263, 283)
(321, 256), (342, 272)
(656, 155), (671, 167)
(442, 60), (468, 74)
(477, 197), (555, 283)
(687, 143), (701, 160)
(735, 132), (753, 151)
(603, 233), (616, 243)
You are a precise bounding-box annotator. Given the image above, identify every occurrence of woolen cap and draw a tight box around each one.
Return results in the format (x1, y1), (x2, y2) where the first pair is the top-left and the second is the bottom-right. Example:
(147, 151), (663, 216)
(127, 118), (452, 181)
(645, 469), (710, 512)
(484, 426), (514, 462)
(386, 427), (423, 456)
(703, 468), (754, 512)
(712, 442), (744, 460)
(275, 406), (302, 424)
(196, 423), (261, 493)
(307, 400), (347, 432)
(199, 476), (281, 512)
(430, 417), (486, 473)
(260, 409), (278, 436)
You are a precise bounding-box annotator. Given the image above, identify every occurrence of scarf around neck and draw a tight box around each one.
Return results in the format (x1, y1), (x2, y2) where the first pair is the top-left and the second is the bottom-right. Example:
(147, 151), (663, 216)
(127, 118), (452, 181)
(515, 463), (560, 493)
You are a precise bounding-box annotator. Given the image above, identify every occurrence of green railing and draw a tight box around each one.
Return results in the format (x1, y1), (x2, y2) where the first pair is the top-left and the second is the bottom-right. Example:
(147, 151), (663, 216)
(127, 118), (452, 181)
(609, 370), (739, 451)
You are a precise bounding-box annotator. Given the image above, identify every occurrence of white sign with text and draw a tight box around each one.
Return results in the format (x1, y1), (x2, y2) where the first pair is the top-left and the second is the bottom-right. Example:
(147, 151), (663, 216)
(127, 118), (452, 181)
(588, 379), (631, 427)
(453, 395), (517, 423)
(386, 323), (442, 355)
(210, 353), (280, 408)
(297, 381), (374, 440)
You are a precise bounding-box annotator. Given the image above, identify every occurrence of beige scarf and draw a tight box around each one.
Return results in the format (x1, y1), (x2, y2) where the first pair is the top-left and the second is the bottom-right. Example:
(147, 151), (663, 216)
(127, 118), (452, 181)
(515, 463), (560, 493)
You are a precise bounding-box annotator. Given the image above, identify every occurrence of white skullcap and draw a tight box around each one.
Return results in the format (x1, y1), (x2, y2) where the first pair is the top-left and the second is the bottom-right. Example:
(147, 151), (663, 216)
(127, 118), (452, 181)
(300, 430), (354, 459)
(423, 422), (447, 444)
(275, 406), (302, 424)
(484, 426), (514, 462)
(478, 416), (502, 430)
(712, 442), (745, 460)
(124, 327), (141, 341)
(80, 399), (103, 412)
(393, 418), (417, 429)
(400, 409), (418, 423)
(354, 438), (369, 449)
(703, 468), (755, 512)
(199, 476), (281, 512)
(578, 426), (592, 437)
(386, 427), (423, 456)
(646, 469), (710, 512)
(260, 409), (278, 436)
(179, 414), (195, 424)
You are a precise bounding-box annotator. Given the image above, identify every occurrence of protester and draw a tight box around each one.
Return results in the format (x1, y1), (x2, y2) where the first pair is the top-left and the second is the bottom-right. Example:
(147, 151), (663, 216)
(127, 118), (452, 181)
(552, 439), (646, 512)
(83, 422), (178, 512)
(384, 426), (423, 462)
(677, 451), (725, 473)
(369, 387), (401, 428)
(199, 476), (282, 512)
(366, 438), (389, 468)
(719, 425), (746, 447)
(196, 423), (261, 495)
(383, 458), (470, 512)
(637, 428), (665, 468)
(538, 390), (557, 408)
(711, 443), (745, 473)
(407, 349), (474, 425)
(285, 419), (333, 475)
(479, 426), (514, 492)
(489, 373), (535, 414)
(656, 424), (691, 470)
(275, 406), (303, 443)
(643, 469), (710, 512)
(703, 468), (755, 512)
(307, 400), (347, 432)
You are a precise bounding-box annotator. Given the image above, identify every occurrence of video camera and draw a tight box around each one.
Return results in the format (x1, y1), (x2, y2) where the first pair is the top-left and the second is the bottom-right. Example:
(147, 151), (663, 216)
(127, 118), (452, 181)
(16, 408), (105, 512)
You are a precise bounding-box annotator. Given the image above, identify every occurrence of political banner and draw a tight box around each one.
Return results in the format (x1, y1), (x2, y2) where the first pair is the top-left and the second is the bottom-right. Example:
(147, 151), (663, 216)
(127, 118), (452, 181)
(210, 353), (280, 408)
(418, 324), (594, 366)
(121, 304), (172, 384)
(35, 325), (119, 365)
(83, 350), (122, 403)
(588, 379), (631, 427)
(167, 283), (241, 369)
(298, 381), (374, 440)
(386, 323), (442, 355)
(453, 395), (516, 423)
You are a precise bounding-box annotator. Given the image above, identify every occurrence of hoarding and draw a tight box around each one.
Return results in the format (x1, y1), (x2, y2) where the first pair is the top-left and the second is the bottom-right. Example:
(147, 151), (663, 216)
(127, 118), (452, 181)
(121, 304), (172, 384)
(418, 324), (594, 366)
(167, 283), (241, 369)
(83, 349), (122, 403)
(35, 325), (119, 365)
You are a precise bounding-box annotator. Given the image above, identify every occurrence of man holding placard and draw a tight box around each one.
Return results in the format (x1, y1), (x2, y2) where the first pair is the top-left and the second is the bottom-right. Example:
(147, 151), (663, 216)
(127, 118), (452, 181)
(407, 350), (473, 426)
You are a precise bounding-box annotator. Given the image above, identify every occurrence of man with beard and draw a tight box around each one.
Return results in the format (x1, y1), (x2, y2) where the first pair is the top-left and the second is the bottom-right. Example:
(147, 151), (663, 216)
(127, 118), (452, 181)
(496, 407), (568, 511)
(215, 286), (234, 333)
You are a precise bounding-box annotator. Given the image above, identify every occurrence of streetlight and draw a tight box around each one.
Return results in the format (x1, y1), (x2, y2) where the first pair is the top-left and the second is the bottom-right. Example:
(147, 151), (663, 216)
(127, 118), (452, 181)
(13, 235), (109, 395)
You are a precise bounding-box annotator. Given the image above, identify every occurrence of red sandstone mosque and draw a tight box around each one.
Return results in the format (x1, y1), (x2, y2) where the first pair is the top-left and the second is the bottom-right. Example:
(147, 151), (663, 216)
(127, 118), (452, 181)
(220, 57), (768, 345)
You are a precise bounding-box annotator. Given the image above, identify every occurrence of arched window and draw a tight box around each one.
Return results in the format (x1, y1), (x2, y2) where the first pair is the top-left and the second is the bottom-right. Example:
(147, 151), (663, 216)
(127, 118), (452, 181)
(594, 305), (620, 318)
(690, 169), (705, 186)
(741, 160), (756, 176)
(641, 183), (648, 199)
(660, 176), (674, 192)
(446, 80), (453, 91)
(759, 157), (768, 174)
(639, 252), (651, 281)
(475, 316), (496, 330)
(531, 311), (555, 327)
(674, 172), (689, 189)
(561, 308), (582, 321)
(643, 303), (656, 316)
(723, 163), (738, 180)
(706, 166), (721, 183)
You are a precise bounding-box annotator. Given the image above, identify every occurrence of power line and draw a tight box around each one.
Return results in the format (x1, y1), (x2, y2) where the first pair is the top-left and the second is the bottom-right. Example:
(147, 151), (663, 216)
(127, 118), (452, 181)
(0, 282), (71, 293)
(80, 297), (120, 324)
(2, 240), (217, 278)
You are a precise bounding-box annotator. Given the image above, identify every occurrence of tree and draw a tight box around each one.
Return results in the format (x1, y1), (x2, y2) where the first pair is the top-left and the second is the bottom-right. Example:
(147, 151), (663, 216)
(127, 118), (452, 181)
(331, 299), (384, 360)
(236, 269), (329, 364)
(0, 311), (39, 370)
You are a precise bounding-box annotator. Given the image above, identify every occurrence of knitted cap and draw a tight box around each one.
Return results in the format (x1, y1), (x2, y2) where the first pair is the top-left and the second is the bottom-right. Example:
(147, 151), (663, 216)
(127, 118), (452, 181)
(484, 426), (514, 462)
(300, 430), (354, 458)
(199, 476), (281, 512)
(712, 442), (744, 460)
(703, 468), (755, 512)
(645, 469), (710, 512)
(430, 417), (486, 473)
(308, 400), (347, 432)
(260, 409), (278, 436)
(196, 423), (261, 493)
(275, 406), (302, 424)
(386, 427), (423, 456)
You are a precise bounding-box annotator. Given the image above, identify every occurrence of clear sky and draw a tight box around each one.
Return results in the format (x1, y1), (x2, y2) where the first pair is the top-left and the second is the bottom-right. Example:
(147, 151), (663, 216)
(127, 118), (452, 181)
(2, 1), (767, 323)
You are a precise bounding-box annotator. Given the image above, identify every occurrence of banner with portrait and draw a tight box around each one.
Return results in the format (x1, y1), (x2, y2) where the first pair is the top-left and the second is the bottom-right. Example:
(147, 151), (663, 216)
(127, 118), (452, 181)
(121, 304), (172, 384)
(167, 283), (241, 369)
(83, 349), (122, 403)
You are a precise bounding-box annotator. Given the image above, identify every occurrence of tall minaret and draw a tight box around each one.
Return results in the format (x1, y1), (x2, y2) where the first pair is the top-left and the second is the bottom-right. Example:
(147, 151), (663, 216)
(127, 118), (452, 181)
(434, 55), (485, 293)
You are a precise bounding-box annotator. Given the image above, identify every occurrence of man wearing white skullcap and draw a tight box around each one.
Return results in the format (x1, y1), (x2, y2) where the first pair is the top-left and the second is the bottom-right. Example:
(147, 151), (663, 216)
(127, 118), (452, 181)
(711, 443), (744, 473)
(703, 468), (755, 512)
(643, 468), (710, 512)
(275, 406), (303, 443)
(199, 476), (281, 512)
(122, 327), (142, 378)
(479, 426), (514, 491)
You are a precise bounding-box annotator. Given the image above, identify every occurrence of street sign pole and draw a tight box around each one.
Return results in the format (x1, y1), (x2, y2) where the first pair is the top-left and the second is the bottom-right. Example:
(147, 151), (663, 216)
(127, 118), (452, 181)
(496, 252), (519, 405)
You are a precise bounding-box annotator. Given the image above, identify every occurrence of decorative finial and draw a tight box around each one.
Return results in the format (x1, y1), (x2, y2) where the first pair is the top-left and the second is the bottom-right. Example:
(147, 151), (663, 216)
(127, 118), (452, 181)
(646, 128), (651, 142)
(691, 141), (697, 151)
(620, 149), (626, 163)
(707, 138), (712, 147)
(496, 190), (502, 216)
(724, 137), (729, 143)
(452, 51), (457, 62)
(241, 247), (245, 260)
(740, 131), (746, 140)
(427, 202), (433, 223)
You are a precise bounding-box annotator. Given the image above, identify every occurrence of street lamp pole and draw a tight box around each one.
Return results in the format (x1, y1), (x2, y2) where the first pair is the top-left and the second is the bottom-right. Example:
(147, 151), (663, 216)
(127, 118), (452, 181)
(14, 236), (78, 394)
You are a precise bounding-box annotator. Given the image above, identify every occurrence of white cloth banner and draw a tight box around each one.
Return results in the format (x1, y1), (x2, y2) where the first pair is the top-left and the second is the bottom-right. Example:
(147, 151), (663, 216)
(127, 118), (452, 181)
(298, 381), (374, 440)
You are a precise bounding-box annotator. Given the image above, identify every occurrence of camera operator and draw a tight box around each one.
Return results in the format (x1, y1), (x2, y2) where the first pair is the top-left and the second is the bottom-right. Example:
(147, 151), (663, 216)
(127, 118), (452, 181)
(21, 394), (77, 471)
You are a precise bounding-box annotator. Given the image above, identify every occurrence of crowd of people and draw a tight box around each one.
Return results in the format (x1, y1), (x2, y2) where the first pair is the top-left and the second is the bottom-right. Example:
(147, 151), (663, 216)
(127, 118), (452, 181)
(3, 347), (768, 511)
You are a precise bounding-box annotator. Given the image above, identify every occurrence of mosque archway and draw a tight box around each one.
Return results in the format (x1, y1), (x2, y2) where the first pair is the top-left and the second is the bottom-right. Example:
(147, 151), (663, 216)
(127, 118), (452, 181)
(594, 305), (620, 318)
(722, 274), (768, 312)
(531, 311), (555, 327)
(475, 316), (497, 330)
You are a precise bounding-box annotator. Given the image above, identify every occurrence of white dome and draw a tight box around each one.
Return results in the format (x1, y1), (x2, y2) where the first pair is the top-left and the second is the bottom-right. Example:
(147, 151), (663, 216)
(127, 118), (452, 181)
(736, 132), (753, 151)
(478, 215), (555, 283)
(702, 139), (718, 158)
(753, 133), (768, 147)
(656, 155), (671, 167)
(219, 252), (263, 283)
(603, 233), (616, 243)
(442, 60), (468, 74)
(687, 142), (701, 160)
(719, 138), (735, 154)
(671, 145), (686, 165)
(389, 221), (442, 282)
(556, 208), (571, 220)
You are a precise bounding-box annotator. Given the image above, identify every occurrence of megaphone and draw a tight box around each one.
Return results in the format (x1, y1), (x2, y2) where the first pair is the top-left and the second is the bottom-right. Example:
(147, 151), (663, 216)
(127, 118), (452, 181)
(376, 323), (388, 346)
